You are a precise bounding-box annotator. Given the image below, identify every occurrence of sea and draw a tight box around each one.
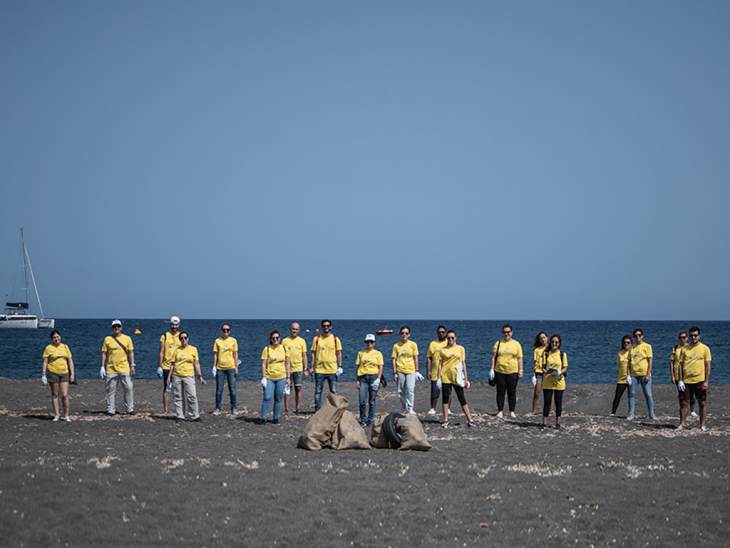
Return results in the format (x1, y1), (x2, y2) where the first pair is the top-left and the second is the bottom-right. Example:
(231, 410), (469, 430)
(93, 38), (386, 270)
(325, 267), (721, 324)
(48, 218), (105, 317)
(0, 320), (727, 383)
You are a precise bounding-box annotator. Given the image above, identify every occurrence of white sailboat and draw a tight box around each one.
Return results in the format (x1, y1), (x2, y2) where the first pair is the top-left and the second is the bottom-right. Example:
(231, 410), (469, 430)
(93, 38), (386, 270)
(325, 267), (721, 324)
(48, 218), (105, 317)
(0, 228), (55, 329)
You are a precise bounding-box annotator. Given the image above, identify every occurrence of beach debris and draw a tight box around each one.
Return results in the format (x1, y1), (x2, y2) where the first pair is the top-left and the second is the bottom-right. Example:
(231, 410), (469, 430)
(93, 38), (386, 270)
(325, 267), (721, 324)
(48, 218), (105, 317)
(87, 455), (119, 469)
(506, 463), (573, 477)
(160, 458), (184, 471)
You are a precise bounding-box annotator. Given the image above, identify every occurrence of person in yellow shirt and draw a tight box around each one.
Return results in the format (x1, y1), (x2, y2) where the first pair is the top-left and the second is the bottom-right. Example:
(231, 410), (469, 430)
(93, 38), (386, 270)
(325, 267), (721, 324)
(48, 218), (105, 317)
(41, 329), (75, 422)
(169, 331), (204, 421)
(541, 334), (568, 429)
(627, 328), (655, 420)
(436, 330), (475, 428)
(355, 334), (384, 427)
(426, 325), (448, 415)
(158, 315), (181, 415)
(531, 331), (548, 414)
(213, 323), (239, 416)
(489, 324), (523, 418)
(391, 325), (421, 414)
(310, 320), (342, 411)
(610, 335), (632, 416)
(677, 326), (712, 431)
(260, 330), (290, 423)
(283, 322), (308, 414)
(100, 319), (135, 415)
(669, 330), (696, 418)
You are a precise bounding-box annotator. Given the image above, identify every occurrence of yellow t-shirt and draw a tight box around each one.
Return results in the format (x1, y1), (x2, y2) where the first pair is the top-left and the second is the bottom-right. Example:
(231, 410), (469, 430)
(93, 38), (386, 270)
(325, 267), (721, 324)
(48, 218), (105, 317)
(102, 334), (134, 374)
(261, 344), (289, 381)
(680, 343), (711, 384)
(629, 342), (653, 377)
(492, 339), (523, 374)
(427, 339), (448, 380)
(311, 335), (342, 374)
(670, 344), (686, 381)
(392, 340), (419, 374)
(283, 336), (307, 373)
(213, 336), (238, 369)
(356, 348), (384, 376)
(533, 346), (548, 374)
(439, 345), (465, 385)
(172, 345), (199, 377)
(617, 349), (630, 384)
(43, 343), (72, 375)
(542, 350), (567, 391)
(160, 331), (181, 370)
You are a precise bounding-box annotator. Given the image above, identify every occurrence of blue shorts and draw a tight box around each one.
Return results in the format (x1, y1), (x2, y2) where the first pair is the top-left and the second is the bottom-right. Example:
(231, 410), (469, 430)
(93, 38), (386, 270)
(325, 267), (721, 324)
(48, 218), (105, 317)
(290, 371), (303, 386)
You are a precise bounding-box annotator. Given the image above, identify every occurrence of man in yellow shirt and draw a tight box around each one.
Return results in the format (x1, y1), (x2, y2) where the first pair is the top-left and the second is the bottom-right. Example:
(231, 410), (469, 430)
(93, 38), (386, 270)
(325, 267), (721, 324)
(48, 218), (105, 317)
(213, 323), (239, 416)
(310, 319), (342, 411)
(627, 328), (655, 420)
(426, 325), (448, 415)
(158, 315), (181, 415)
(490, 324), (523, 418)
(283, 322), (308, 414)
(100, 319), (135, 415)
(669, 331), (696, 418)
(677, 326), (712, 431)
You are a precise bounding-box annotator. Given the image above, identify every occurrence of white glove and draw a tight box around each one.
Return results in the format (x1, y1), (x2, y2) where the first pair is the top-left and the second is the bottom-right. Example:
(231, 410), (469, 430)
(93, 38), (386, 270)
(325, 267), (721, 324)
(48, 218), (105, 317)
(212, 366), (217, 377)
(260, 377), (268, 388)
(284, 384), (291, 395)
(157, 367), (163, 378)
(41, 374), (48, 385)
(489, 369), (495, 381)
(531, 374), (537, 387)
(465, 380), (471, 389)
(166, 381), (173, 393)
(336, 367), (343, 377)
(99, 366), (107, 380)
(436, 379), (442, 389)
(677, 380), (686, 392)
(626, 376), (633, 386)
(415, 372), (425, 382)
(372, 379), (380, 390)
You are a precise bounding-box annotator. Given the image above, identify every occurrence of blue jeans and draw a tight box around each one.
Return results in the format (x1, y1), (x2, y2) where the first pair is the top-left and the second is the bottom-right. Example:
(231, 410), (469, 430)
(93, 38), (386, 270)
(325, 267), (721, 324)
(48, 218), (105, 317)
(628, 375), (655, 418)
(215, 369), (237, 410)
(260, 378), (286, 421)
(314, 373), (337, 411)
(358, 374), (380, 425)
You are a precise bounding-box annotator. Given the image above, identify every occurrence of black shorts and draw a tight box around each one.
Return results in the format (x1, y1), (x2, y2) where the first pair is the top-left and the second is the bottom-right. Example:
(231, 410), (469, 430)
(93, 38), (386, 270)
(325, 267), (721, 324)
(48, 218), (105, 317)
(430, 380), (441, 401)
(679, 382), (707, 403)
(163, 369), (172, 388)
(290, 371), (303, 386)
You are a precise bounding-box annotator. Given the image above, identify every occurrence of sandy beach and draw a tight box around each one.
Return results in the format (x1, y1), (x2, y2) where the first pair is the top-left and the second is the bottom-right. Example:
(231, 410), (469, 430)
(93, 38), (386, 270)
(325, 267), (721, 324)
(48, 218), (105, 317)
(1, 379), (729, 547)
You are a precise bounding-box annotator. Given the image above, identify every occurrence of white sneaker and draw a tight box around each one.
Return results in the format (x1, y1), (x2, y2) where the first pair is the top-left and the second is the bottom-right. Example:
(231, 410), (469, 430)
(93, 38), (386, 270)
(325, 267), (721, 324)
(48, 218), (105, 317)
(690, 411), (698, 418)
(52, 415), (60, 422)
(510, 412), (517, 419)
(700, 425), (708, 432)
(627, 415), (635, 421)
(610, 413), (615, 417)
(427, 408), (436, 416)
(496, 411), (504, 419)
(62, 416), (71, 422)
(213, 409), (222, 416)
(231, 409), (238, 417)
(674, 425), (683, 431)
(407, 410), (417, 415)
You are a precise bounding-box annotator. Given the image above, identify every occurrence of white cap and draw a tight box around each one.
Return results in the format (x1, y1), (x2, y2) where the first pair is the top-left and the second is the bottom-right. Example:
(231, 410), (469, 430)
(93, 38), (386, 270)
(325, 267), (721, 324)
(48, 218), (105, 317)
(364, 334), (376, 342)
(111, 319), (122, 327)
(170, 316), (181, 324)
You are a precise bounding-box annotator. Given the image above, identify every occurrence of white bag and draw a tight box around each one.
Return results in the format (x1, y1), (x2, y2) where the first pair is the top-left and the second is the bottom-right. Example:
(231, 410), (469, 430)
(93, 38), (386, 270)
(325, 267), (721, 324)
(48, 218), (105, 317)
(456, 362), (465, 387)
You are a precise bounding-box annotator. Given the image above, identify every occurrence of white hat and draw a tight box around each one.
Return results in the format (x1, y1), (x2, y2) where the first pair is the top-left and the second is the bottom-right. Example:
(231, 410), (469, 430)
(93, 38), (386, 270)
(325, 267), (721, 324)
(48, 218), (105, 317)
(111, 319), (122, 327)
(170, 316), (181, 324)
(364, 334), (376, 342)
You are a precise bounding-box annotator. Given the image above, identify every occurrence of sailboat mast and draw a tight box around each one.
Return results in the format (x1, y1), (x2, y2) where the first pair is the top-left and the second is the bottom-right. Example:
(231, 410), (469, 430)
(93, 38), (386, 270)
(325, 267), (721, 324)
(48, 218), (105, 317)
(21, 227), (29, 307)
(21, 229), (46, 319)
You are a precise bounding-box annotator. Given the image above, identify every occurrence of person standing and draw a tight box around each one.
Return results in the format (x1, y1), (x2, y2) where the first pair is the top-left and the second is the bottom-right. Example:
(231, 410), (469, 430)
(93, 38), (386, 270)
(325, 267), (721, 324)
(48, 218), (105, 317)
(531, 331), (548, 414)
(41, 330), (75, 421)
(627, 328), (655, 420)
(426, 325), (448, 415)
(170, 331), (203, 421)
(392, 325), (421, 414)
(437, 330), (475, 428)
(355, 334), (384, 427)
(260, 330), (290, 423)
(213, 323), (239, 416)
(158, 316), (181, 415)
(310, 320), (342, 411)
(676, 326), (712, 431)
(283, 322), (308, 414)
(670, 330), (696, 418)
(610, 335), (633, 416)
(541, 334), (568, 429)
(100, 320), (135, 416)
(490, 324), (524, 418)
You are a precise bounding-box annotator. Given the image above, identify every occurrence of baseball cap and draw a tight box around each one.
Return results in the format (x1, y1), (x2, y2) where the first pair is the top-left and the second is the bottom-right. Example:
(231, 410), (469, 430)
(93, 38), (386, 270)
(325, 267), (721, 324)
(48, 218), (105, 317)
(170, 316), (181, 324)
(111, 319), (122, 327)
(364, 334), (376, 342)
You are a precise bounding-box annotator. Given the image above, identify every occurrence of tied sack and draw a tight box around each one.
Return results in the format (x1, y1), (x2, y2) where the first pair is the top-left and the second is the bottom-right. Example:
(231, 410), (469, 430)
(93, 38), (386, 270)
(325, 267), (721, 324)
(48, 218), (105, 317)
(396, 413), (432, 451)
(332, 410), (371, 450)
(370, 414), (390, 448)
(297, 393), (349, 450)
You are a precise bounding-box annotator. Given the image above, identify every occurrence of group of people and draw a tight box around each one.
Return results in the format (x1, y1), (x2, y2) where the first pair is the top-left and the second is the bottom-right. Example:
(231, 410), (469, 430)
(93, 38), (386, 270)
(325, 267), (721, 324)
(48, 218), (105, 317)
(38, 319), (713, 431)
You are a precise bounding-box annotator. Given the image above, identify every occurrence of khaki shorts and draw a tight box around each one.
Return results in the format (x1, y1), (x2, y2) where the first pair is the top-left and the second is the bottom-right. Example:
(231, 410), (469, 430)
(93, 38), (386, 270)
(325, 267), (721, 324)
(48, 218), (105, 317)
(47, 372), (69, 383)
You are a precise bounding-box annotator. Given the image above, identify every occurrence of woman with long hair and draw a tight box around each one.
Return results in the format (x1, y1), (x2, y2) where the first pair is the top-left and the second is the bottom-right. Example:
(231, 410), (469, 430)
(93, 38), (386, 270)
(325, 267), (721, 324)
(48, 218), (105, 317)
(531, 331), (548, 414)
(541, 334), (568, 429)
(610, 335), (632, 416)
(260, 330), (290, 424)
(41, 330), (75, 421)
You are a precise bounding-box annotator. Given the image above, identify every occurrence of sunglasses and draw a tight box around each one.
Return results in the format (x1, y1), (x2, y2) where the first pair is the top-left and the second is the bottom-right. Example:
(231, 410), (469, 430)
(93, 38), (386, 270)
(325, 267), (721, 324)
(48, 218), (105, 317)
(690, 333), (700, 337)
(550, 340), (560, 345)
(180, 336), (188, 340)
(679, 335), (687, 339)
(322, 325), (332, 329)
(633, 333), (643, 338)
(271, 336), (280, 341)
(222, 328), (230, 332)
(623, 341), (631, 345)
(503, 331), (512, 335)
(447, 336), (456, 340)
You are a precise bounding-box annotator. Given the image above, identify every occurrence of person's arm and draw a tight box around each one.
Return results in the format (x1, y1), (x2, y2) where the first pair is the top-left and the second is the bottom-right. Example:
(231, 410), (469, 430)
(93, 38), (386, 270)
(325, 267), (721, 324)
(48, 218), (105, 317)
(194, 358), (202, 382)
(302, 347), (308, 373)
(129, 350), (136, 377)
(42, 357), (48, 377)
(213, 349), (218, 369)
(233, 350), (239, 376)
(463, 356), (470, 388)
(669, 351), (676, 383)
(101, 350), (107, 369)
(377, 357), (384, 380)
(158, 340), (165, 369)
(646, 356), (653, 377)
(392, 357), (398, 380)
(518, 357), (524, 379)
(561, 354), (568, 375)
(261, 358), (267, 379)
(703, 355), (711, 389)
(68, 356), (76, 383)
(427, 354), (433, 379)
(490, 348), (496, 371)
(414, 352), (420, 376)
(337, 350), (342, 369)
(285, 355), (291, 385)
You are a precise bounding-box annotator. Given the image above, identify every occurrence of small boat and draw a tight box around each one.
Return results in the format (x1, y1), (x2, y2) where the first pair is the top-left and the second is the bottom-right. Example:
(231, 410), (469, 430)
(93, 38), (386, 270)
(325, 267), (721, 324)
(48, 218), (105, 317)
(376, 328), (393, 335)
(0, 228), (55, 329)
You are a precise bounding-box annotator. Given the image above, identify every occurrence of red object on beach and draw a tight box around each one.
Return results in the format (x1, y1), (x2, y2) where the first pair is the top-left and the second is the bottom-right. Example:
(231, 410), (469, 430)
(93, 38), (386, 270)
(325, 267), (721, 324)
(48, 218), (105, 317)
(377, 328), (393, 335)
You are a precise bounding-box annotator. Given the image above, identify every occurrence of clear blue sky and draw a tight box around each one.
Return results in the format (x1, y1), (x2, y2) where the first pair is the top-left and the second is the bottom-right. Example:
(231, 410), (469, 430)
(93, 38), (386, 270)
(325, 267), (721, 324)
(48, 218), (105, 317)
(1, 1), (729, 320)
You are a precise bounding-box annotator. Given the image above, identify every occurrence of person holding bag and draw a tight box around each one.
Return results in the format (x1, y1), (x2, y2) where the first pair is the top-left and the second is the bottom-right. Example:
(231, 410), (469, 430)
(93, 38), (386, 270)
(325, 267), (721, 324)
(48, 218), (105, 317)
(541, 334), (568, 429)
(41, 329), (75, 422)
(437, 330), (475, 429)
(169, 331), (203, 421)
(260, 330), (290, 424)
(100, 319), (135, 416)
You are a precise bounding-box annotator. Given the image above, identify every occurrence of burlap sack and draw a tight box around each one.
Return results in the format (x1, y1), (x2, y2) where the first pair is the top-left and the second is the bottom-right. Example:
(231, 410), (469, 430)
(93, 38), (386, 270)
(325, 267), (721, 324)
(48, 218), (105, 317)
(370, 414), (390, 448)
(333, 410), (371, 450)
(396, 413), (432, 451)
(297, 393), (349, 450)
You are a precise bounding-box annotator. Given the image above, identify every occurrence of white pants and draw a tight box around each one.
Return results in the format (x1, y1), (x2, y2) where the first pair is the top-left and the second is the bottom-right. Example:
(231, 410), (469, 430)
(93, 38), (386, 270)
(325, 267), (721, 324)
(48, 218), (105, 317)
(397, 373), (416, 412)
(173, 376), (199, 420)
(106, 373), (134, 414)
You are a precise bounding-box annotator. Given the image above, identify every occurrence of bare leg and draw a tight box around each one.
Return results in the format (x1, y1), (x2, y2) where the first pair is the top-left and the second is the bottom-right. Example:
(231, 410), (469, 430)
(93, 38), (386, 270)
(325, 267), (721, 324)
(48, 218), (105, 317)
(532, 378), (542, 414)
(59, 381), (70, 417)
(441, 402), (449, 423)
(679, 400), (689, 427)
(50, 383), (60, 417)
(699, 400), (706, 429)
(294, 385), (302, 413)
(462, 403), (473, 422)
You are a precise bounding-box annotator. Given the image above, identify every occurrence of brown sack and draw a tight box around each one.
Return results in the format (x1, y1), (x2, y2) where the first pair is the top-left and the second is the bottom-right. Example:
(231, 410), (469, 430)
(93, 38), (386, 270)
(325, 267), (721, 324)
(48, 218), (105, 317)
(334, 410), (371, 450)
(297, 393), (349, 450)
(396, 413), (432, 451)
(370, 414), (390, 448)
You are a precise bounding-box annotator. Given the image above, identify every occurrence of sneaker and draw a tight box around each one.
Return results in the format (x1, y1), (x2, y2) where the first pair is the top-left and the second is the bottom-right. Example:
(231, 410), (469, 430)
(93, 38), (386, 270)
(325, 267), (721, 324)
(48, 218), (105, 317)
(690, 411), (698, 418)
(230, 409), (238, 417)
(674, 425), (684, 431)
(213, 409), (222, 416)
(555, 424), (561, 430)
(610, 413), (615, 417)
(52, 415), (60, 422)
(272, 419), (280, 425)
(441, 421), (449, 429)
(649, 415), (657, 420)
(627, 415), (635, 421)
(427, 408), (437, 416)
(106, 411), (115, 417)
(467, 421), (475, 428)
(700, 425), (708, 432)
(62, 416), (71, 422)
(510, 412), (517, 419)
(190, 416), (202, 422)
(407, 410), (417, 415)
(496, 411), (504, 419)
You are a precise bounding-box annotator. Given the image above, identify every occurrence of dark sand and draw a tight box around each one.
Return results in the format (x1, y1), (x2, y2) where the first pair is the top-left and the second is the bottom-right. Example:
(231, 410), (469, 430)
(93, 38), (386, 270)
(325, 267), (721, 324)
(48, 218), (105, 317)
(1, 380), (729, 547)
